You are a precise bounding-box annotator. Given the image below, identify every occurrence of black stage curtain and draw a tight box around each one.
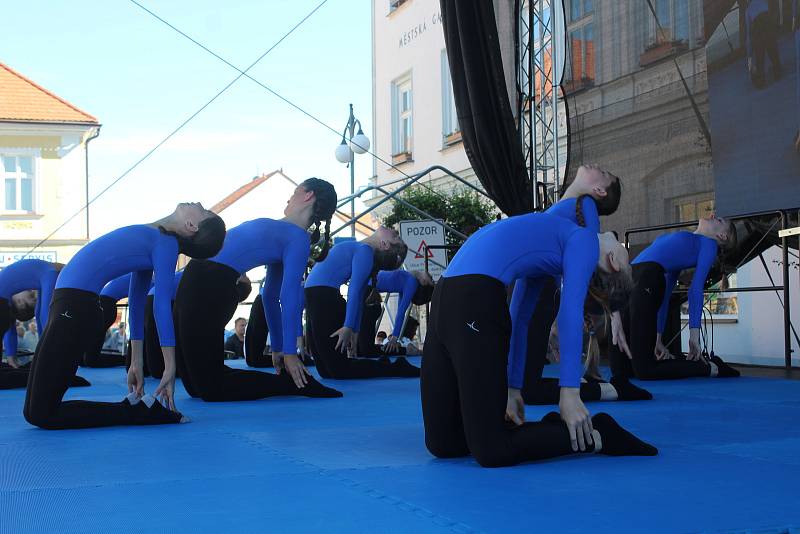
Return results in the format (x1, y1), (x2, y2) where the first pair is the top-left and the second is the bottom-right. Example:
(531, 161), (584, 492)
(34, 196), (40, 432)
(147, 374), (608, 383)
(440, 0), (533, 216)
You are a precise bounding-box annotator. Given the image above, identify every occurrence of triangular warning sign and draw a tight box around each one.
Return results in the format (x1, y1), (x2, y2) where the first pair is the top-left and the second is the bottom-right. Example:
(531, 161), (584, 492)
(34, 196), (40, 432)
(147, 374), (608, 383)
(415, 240), (434, 259)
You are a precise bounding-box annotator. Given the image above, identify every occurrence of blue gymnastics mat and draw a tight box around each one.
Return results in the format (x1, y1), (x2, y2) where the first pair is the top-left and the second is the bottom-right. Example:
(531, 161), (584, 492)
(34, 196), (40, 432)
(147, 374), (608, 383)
(1, 358), (798, 534)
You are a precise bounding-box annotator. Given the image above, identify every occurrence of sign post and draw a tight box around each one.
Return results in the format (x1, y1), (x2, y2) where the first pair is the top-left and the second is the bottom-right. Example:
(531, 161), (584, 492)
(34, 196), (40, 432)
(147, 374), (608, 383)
(398, 219), (448, 280)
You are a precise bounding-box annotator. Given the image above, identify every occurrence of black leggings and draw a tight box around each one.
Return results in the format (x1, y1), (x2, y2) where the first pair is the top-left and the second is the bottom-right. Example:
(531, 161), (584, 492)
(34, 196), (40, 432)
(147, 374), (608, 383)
(421, 275), (584, 467)
(82, 296), (126, 368)
(356, 302), (406, 357)
(244, 294), (272, 367)
(143, 295), (181, 379)
(174, 260), (321, 401)
(516, 278), (601, 405)
(305, 286), (416, 379)
(609, 262), (709, 380)
(23, 288), (179, 429)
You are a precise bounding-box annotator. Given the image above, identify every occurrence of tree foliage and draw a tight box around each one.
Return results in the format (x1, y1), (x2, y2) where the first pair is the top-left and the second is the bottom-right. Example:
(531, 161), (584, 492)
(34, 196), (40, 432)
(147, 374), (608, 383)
(382, 186), (498, 251)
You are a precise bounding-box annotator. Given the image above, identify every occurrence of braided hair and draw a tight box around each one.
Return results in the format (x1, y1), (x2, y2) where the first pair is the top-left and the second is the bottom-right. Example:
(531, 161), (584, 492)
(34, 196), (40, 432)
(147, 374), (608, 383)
(301, 178), (337, 262)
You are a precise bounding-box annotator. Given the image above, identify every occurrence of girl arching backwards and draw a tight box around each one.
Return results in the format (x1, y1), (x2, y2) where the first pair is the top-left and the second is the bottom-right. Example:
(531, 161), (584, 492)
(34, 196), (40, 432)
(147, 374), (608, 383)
(24, 203), (226, 429)
(304, 226), (420, 379)
(609, 213), (740, 381)
(421, 212), (657, 467)
(173, 178), (342, 401)
(519, 165), (652, 405)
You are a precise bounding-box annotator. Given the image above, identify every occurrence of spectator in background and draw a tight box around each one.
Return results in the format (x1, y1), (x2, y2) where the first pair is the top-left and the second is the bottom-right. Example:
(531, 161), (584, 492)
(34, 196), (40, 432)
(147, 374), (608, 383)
(15, 323), (26, 350)
(375, 331), (387, 345)
(22, 321), (38, 350)
(103, 322), (126, 353)
(224, 317), (247, 359)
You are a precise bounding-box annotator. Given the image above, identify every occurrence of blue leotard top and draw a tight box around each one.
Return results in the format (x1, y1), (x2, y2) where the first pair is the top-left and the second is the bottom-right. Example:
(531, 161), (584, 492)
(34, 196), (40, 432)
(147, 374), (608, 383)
(545, 196), (600, 233)
(210, 218), (310, 355)
(306, 240), (374, 331)
(375, 270), (419, 338)
(444, 213), (599, 388)
(100, 274), (134, 301)
(56, 225), (180, 346)
(147, 271), (182, 299)
(633, 231), (718, 332)
(0, 259), (60, 356)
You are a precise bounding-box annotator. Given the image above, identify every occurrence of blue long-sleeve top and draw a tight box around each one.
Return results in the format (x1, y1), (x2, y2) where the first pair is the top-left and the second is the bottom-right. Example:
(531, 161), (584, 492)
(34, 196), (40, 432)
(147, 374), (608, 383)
(445, 213), (599, 388)
(306, 240), (374, 331)
(545, 195), (600, 233)
(147, 271), (182, 298)
(0, 259), (59, 356)
(100, 274), (135, 301)
(210, 219), (309, 355)
(56, 225), (180, 346)
(745, 0), (770, 57)
(632, 231), (718, 332)
(374, 270), (419, 338)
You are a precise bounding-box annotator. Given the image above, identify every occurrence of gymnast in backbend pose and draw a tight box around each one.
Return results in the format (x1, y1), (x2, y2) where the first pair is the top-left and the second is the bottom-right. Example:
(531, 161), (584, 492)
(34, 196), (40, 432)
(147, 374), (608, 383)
(0, 260), (89, 389)
(174, 178), (342, 401)
(304, 228), (421, 379)
(145, 271), (251, 377)
(519, 165), (651, 405)
(82, 273), (140, 369)
(23, 203), (225, 429)
(608, 214), (739, 381)
(356, 270), (434, 357)
(422, 211), (656, 467)
(244, 280), (309, 368)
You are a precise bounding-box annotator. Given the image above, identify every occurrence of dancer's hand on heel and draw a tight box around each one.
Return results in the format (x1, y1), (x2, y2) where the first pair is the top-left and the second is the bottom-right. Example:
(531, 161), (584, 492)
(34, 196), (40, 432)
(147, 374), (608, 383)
(330, 327), (354, 354)
(505, 388), (525, 426)
(687, 329), (703, 361)
(127, 362), (144, 399)
(154, 369), (177, 412)
(283, 354), (310, 388)
(611, 311), (632, 359)
(272, 352), (285, 373)
(559, 388), (593, 452)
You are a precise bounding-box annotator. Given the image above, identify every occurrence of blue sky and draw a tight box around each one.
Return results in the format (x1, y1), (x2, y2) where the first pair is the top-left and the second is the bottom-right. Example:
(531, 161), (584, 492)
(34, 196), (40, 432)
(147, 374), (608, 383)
(4, 0), (372, 236)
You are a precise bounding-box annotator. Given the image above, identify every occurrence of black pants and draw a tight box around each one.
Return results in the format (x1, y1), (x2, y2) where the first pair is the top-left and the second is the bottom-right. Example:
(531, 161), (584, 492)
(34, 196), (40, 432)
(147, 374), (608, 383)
(143, 295), (180, 379)
(174, 260), (315, 401)
(609, 263), (709, 380)
(23, 288), (179, 429)
(1, 300), (31, 388)
(751, 12), (782, 81)
(82, 295), (126, 368)
(305, 286), (414, 378)
(421, 275), (582, 467)
(244, 294), (272, 367)
(356, 302), (406, 357)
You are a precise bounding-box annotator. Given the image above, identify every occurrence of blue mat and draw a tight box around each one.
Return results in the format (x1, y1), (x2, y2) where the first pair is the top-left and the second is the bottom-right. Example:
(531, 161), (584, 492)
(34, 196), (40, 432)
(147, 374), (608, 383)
(1, 358), (798, 533)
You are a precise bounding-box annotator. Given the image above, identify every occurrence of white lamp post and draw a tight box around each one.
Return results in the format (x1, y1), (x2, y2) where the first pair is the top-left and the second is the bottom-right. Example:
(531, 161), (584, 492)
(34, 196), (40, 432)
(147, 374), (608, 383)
(334, 104), (370, 237)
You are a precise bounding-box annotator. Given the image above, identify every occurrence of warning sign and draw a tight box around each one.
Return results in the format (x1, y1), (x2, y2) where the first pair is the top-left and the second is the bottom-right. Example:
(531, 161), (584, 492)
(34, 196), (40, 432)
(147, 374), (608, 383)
(415, 240), (434, 259)
(398, 219), (447, 280)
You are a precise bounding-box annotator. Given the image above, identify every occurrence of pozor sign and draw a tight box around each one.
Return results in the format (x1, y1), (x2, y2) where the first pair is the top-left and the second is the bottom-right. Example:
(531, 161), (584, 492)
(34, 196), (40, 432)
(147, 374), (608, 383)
(398, 219), (447, 280)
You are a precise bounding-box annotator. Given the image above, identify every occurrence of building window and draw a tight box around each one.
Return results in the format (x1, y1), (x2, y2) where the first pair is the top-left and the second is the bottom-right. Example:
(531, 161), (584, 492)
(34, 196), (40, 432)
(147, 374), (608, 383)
(648, 0), (690, 45)
(569, 0), (592, 22)
(674, 195), (714, 223)
(2, 155), (35, 213)
(564, 23), (596, 89)
(391, 74), (413, 162)
(441, 51), (461, 147)
(389, 0), (409, 14)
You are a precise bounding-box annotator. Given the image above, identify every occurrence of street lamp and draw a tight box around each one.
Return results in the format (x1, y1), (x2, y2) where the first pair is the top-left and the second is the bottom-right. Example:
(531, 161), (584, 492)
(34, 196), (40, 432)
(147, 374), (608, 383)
(334, 103), (370, 237)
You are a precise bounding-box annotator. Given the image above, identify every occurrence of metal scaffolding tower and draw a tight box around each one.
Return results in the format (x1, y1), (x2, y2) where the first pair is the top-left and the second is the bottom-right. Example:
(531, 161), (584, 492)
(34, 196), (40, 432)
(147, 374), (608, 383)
(518, 0), (563, 211)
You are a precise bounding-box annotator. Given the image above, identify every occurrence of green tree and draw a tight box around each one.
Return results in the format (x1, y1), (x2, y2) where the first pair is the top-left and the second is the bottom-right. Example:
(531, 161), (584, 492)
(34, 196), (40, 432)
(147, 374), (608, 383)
(382, 186), (498, 254)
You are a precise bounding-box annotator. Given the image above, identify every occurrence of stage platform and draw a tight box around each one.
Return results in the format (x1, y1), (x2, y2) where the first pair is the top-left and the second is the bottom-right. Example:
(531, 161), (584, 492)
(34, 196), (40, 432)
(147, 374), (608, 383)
(1, 358), (798, 533)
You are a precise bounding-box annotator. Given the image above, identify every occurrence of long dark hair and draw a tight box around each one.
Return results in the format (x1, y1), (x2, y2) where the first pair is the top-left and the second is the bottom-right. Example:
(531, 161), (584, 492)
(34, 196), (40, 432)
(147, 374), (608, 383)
(369, 241), (409, 291)
(160, 214), (226, 259)
(302, 178), (337, 262)
(595, 172), (621, 216)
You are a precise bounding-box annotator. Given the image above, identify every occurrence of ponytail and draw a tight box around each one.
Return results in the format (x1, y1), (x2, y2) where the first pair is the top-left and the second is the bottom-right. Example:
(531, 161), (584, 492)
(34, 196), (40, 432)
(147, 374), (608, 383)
(314, 218), (332, 262)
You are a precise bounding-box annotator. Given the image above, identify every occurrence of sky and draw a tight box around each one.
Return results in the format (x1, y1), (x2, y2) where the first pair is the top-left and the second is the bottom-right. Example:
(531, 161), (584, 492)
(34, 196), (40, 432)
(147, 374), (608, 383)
(4, 0), (373, 237)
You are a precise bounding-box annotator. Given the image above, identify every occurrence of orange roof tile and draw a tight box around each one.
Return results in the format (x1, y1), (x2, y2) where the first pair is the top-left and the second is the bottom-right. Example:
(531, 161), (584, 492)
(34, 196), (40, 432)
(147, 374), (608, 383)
(210, 170), (282, 214)
(0, 62), (99, 124)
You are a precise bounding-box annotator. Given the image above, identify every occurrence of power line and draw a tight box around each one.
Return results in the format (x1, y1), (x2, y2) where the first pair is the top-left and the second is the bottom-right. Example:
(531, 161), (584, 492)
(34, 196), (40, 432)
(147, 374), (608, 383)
(20, 0), (329, 258)
(129, 0), (452, 205)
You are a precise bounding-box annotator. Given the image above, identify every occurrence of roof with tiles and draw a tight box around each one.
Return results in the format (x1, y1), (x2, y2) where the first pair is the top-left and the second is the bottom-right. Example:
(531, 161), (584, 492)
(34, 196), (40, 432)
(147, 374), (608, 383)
(0, 62), (99, 125)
